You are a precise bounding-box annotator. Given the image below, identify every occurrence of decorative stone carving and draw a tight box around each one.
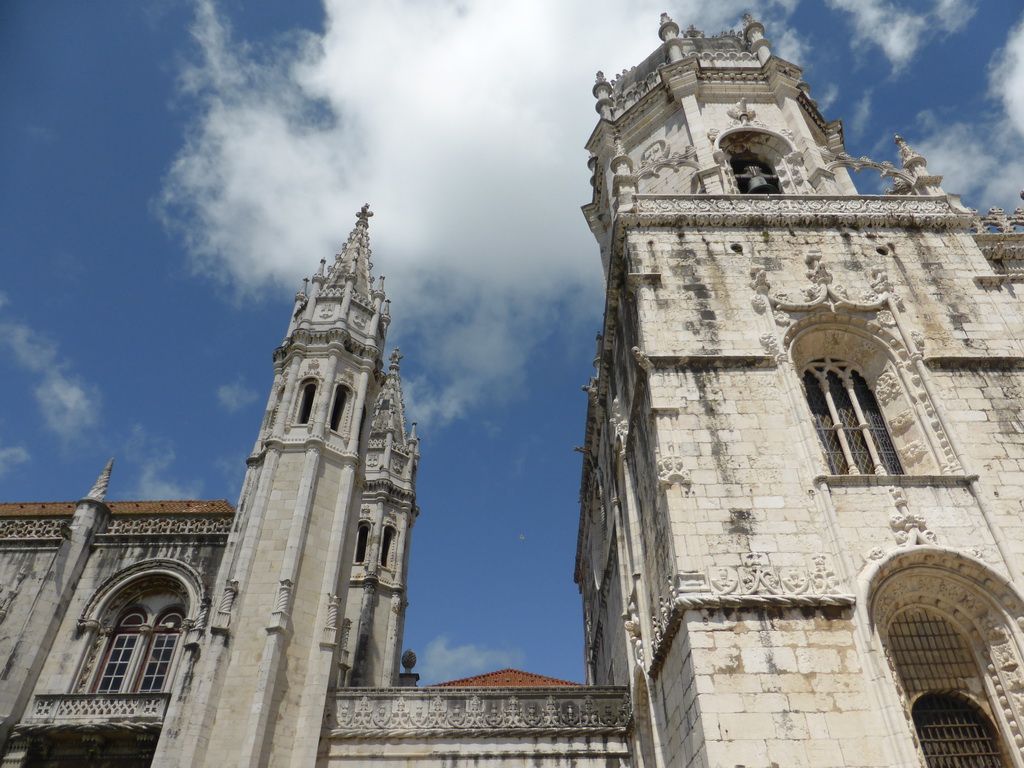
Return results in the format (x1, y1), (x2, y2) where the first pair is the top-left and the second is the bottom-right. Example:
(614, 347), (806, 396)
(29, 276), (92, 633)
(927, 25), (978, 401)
(26, 694), (168, 724)
(328, 688), (630, 738)
(630, 195), (975, 230)
(0, 518), (67, 540)
(656, 445), (690, 489)
(105, 516), (232, 537)
(873, 370), (901, 405)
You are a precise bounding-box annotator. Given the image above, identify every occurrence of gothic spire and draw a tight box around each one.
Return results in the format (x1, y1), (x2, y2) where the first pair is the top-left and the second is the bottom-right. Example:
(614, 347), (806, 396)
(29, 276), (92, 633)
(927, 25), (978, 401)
(370, 348), (410, 448)
(85, 458), (114, 502)
(328, 204), (375, 299)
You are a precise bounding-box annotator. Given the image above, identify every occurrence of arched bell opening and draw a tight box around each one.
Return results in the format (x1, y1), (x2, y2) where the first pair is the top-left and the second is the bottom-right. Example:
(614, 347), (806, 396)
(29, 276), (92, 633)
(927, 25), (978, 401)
(716, 128), (797, 195)
(729, 152), (780, 194)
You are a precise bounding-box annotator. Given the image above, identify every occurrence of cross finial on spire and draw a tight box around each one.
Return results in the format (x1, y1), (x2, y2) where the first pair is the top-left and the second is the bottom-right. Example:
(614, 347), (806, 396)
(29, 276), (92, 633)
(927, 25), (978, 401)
(356, 203), (373, 225)
(389, 347), (403, 373)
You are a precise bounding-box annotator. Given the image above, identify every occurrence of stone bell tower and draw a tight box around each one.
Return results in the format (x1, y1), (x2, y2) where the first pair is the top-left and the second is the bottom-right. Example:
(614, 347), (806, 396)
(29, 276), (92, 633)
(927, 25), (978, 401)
(578, 13), (1024, 768)
(163, 205), (413, 768)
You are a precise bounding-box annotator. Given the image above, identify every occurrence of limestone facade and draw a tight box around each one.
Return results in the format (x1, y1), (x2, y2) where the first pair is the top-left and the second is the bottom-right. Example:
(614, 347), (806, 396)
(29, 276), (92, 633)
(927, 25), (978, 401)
(577, 13), (1024, 768)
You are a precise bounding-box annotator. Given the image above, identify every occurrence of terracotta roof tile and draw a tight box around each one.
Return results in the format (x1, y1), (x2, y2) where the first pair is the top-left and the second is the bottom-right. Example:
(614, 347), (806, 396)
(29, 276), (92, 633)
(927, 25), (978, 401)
(0, 500), (235, 518)
(431, 668), (580, 688)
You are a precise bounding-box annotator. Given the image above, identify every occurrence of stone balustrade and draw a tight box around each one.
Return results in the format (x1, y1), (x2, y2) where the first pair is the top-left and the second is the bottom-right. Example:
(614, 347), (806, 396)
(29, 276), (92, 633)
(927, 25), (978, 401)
(327, 686), (631, 739)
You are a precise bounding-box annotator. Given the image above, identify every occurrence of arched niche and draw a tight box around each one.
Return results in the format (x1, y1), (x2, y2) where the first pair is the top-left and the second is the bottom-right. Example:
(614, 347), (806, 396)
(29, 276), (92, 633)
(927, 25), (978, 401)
(714, 127), (808, 194)
(866, 547), (1024, 759)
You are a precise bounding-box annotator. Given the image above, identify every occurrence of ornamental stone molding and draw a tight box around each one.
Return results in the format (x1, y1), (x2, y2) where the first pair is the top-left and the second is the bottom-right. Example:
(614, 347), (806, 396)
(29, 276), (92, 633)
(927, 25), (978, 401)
(627, 194), (975, 230)
(327, 687), (631, 739)
(0, 518), (67, 540)
(647, 553), (855, 678)
(103, 516), (231, 537)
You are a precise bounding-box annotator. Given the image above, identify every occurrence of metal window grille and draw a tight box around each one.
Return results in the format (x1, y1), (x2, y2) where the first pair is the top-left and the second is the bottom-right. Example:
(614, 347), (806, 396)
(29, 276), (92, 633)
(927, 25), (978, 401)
(888, 609), (977, 693)
(912, 694), (1004, 768)
(887, 610), (1006, 768)
(803, 371), (848, 474)
(802, 359), (904, 475)
(852, 370), (903, 474)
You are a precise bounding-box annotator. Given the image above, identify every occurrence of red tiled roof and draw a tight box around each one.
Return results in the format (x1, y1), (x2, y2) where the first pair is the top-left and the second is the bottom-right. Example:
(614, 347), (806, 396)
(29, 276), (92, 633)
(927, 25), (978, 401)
(0, 500), (236, 517)
(431, 668), (580, 688)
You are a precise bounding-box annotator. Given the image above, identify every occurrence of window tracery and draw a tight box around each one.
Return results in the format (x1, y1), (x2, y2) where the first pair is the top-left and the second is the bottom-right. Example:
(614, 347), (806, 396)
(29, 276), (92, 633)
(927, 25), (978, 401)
(802, 359), (902, 475)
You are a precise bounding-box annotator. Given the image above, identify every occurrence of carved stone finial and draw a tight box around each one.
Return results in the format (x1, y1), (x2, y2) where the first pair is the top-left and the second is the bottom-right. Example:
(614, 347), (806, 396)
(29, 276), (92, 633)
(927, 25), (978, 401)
(684, 24), (705, 38)
(402, 649), (417, 672)
(356, 203), (373, 225)
(893, 134), (925, 170)
(389, 347), (403, 373)
(86, 459), (114, 502)
(659, 13), (679, 41)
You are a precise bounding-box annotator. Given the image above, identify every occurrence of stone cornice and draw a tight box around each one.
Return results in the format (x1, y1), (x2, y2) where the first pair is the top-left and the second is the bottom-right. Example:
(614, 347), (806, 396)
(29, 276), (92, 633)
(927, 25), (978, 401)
(327, 686), (630, 740)
(621, 194), (975, 232)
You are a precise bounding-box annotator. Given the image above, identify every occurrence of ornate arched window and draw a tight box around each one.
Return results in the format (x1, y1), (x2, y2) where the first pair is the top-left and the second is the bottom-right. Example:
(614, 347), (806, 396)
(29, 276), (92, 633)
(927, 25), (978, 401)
(802, 359), (902, 475)
(94, 601), (184, 694)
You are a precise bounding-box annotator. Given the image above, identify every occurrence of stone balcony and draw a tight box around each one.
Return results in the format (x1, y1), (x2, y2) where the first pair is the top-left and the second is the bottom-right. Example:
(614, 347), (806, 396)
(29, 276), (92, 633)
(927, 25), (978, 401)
(17, 693), (169, 734)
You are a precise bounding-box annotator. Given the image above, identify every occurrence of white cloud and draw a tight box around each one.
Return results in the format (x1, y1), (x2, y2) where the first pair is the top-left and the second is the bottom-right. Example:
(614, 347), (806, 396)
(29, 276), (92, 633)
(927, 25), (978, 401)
(990, 16), (1024, 139)
(124, 425), (202, 500)
(217, 376), (259, 413)
(0, 321), (101, 441)
(827, 0), (978, 70)
(848, 89), (873, 137)
(160, 0), (801, 425)
(0, 444), (30, 477)
(908, 15), (1024, 214)
(418, 635), (525, 684)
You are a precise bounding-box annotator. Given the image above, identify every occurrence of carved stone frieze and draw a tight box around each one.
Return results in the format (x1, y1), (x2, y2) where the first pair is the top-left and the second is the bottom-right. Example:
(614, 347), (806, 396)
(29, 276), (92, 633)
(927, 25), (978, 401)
(104, 516), (232, 537)
(0, 518), (67, 540)
(629, 195), (974, 230)
(328, 688), (631, 739)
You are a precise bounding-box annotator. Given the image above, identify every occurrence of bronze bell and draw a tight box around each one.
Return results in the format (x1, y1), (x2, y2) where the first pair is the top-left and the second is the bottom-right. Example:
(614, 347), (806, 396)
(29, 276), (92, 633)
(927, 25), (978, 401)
(747, 174), (779, 194)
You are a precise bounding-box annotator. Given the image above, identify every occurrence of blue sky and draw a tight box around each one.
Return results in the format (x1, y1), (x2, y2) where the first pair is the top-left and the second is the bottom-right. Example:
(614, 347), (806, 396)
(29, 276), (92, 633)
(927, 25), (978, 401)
(2, 0), (1023, 685)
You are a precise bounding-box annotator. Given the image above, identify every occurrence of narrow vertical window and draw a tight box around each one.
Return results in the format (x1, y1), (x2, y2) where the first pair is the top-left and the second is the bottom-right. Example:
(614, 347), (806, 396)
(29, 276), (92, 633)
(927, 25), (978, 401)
(380, 526), (395, 568)
(97, 611), (144, 693)
(137, 609), (183, 693)
(804, 370), (848, 474)
(297, 381), (317, 425)
(355, 523), (370, 564)
(329, 387), (347, 432)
